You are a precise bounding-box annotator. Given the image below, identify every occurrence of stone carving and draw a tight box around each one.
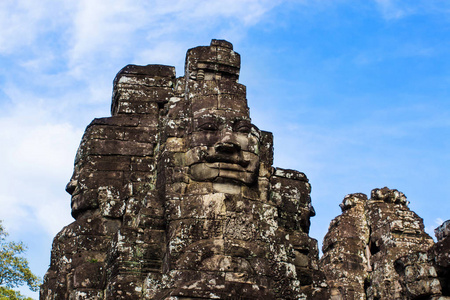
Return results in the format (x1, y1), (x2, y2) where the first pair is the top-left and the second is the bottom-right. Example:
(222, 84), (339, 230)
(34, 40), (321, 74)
(41, 40), (327, 299)
(394, 219), (450, 300)
(430, 221), (450, 297)
(320, 187), (450, 300)
(41, 40), (449, 300)
(40, 64), (171, 299)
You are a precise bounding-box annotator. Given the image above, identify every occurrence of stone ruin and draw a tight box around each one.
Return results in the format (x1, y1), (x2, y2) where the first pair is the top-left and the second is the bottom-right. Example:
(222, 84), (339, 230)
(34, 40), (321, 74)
(40, 40), (449, 299)
(320, 188), (449, 300)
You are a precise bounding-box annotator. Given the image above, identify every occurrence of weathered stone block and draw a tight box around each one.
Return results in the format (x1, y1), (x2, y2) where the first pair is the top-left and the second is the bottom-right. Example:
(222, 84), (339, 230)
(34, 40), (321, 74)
(113, 99), (160, 115)
(73, 262), (105, 289)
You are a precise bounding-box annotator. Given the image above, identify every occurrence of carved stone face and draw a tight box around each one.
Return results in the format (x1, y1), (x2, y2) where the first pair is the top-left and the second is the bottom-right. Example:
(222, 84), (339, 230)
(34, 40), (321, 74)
(65, 127), (128, 219)
(66, 163), (91, 217)
(187, 110), (260, 185)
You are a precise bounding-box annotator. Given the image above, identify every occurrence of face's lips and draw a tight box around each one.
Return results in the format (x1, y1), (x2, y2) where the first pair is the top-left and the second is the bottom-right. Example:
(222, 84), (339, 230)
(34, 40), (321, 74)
(205, 162), (246, 172)
(189, 150), (259, 184)
(204, 154), (250, 168)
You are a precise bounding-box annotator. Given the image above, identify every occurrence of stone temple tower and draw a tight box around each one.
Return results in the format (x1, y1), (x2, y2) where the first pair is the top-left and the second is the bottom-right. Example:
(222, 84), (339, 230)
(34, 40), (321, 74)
(40, 40), (328, 299)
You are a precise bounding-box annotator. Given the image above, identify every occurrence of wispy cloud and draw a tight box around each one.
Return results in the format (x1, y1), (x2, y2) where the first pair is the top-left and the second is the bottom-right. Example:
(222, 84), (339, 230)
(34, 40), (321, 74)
(424, 218), (446, 241)
(435, 218), (444, 226)
(373, 0), (411, 20)
(0, 99), (81, 236)
(0, 0), (285, 238)
(66, 0), (284, 78)
(0, 0), (74, 54)
(373, 0), (450, 20)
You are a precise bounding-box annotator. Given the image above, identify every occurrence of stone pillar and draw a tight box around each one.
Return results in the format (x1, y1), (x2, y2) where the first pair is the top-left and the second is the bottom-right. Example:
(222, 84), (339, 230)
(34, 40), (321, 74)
(366, 187), (434, 300)
(320, 193), (370, 300)
(393, 219), (450, 300)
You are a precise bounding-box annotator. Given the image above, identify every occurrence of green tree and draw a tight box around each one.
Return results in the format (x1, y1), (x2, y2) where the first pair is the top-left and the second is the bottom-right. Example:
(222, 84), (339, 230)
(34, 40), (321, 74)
(0, 221), (41, 300)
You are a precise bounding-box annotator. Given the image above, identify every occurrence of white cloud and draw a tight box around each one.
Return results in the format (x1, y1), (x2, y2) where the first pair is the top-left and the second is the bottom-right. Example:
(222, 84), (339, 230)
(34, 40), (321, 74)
(0, 0), (283, 63)
(189, 0), (282, 25)
(424, 218), (445, 241)
(0, 0), (287, 238)
(373, 0), (409, 19)
(1, 0), (287, 116)
(66, 0), (284, 78)
(435, 218), (444, 226)
(0, 0), (74, 54)
(0, 101), (81, 236)
(0, 0), (45, 53)
(68, 0), (147, 66)
(373, 0), (450, 21)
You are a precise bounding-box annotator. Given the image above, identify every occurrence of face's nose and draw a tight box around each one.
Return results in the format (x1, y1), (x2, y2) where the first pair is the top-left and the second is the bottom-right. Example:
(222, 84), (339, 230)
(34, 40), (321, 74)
(214, 134), (241, 153)
(215, 142), (240, 153)
(308, 203), (316, 217)
(65, 178), (78, 195)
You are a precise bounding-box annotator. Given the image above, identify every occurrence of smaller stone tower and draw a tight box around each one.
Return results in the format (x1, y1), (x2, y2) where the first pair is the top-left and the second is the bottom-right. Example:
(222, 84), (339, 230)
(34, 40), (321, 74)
(320, 187), (448, 300)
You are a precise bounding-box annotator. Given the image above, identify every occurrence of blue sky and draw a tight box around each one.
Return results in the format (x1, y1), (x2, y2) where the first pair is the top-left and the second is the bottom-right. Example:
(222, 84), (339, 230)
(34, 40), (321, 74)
(1, 0), (449, 297)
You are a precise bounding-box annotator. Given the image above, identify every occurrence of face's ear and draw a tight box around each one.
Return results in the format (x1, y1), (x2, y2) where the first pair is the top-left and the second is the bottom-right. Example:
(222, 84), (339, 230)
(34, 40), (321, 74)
(257, 131), (274, 168)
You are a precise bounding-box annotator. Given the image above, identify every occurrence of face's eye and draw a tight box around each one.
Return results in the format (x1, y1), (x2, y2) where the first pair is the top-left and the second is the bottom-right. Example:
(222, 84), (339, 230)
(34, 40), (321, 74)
(198, 122), (219, 131)
(236, 125), (251, 133)
(234, 121), (252, 133)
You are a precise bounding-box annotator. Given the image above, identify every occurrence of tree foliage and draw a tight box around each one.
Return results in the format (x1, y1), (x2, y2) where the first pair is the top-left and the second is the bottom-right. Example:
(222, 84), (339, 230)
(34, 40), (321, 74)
(0, 221), (40, 299)
(0, 286), (34, 300)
